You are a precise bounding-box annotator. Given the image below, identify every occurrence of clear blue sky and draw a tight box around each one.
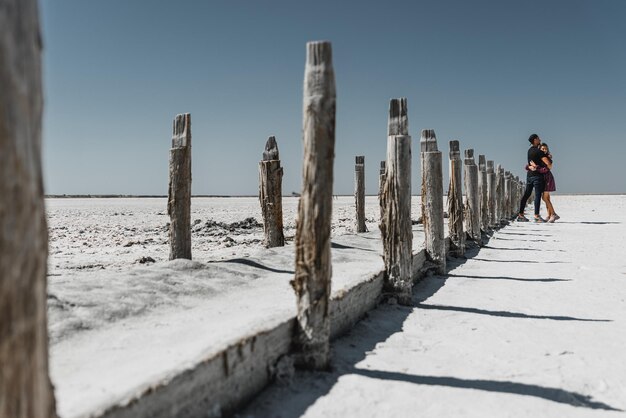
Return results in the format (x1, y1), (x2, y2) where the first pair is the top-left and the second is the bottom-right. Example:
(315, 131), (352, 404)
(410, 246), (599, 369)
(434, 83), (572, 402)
(40, 0), (626, 195)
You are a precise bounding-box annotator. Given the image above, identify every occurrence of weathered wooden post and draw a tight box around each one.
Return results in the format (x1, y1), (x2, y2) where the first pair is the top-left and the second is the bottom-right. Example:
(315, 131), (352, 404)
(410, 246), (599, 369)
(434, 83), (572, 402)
(496, 165), (505, 224)
(355, 156), (367, 232)
(463, 149), (481, 244)
(0, 1), (58, 416)
(447, 140), (465, 257)
(168, 113), (192, 260)
(259, 136), (285, 247)
(291, 41), (335, 370)
(487, 160), (497, 228)
(380, 98), (412, 304)
(478, 155), (489, 231)
(421, 129), (446, 273)
(378, 160), (386, 221)
(503, 171), (511, 221)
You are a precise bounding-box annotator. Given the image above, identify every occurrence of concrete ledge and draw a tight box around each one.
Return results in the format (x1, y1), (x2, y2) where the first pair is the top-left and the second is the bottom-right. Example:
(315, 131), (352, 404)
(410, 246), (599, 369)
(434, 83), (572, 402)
(92, 240), (450, 418)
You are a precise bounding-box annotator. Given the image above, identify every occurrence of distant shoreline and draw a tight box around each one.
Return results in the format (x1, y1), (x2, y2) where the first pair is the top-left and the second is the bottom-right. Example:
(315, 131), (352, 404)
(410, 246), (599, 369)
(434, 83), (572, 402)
(45, 193), (626, 199)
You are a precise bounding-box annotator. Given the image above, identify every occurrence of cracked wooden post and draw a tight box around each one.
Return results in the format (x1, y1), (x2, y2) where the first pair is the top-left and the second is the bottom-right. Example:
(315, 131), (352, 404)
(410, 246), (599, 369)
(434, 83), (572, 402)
(168, 113), (192, 260)
(495, 164), (505, 224)
(505, 170), (513, 221)
(0, 1), (58, 416)
(463, 149), (481, 244)
(478, 154), (489, 232)
(378, 160), (386, 221)
(259, 136), (285, 247)
(291, 41), (335, 370)
(487, 160), (497, 228)
(380, 98), (412, 304)
(421, 129), (446, 273)
(447, 140), (465, 257)
(355, 156), (367, 232)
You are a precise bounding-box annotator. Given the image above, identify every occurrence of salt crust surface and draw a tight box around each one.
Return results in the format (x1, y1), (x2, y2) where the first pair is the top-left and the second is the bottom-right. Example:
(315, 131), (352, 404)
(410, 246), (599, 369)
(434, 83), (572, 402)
(243, 195), (626, 417)
(48, 195), (626, 417)
(47, 196), (425, 417)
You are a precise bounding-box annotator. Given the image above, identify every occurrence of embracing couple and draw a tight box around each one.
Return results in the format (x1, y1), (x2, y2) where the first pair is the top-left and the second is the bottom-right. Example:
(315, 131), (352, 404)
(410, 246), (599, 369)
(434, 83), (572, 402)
(517, 133), (559, 223)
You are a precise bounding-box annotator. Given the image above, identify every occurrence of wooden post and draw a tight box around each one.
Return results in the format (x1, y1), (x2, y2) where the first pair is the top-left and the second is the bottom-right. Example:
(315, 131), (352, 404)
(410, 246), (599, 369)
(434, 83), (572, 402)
(478, 155), (489, 231)
(421, 129), (446, 273)
(495, 165), (504, 224)
(505, 170), (513, 220)
(487, 160), (497, 228)
(378, 160), (386, 222)
(447, 140), (465, 257)
(291, 41), (335, 370)
(259, 136), (285, 247)
(463, 149), (481, 244)
(380, 98), (412, 304)
(168, 113), (192, 260)
(0, 1), (58, 416)
(355, 156), (367, 232)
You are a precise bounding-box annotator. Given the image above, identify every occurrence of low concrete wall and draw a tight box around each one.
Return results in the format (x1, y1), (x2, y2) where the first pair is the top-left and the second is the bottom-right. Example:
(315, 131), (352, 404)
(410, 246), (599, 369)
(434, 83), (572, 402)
(98, 242), (449, 418)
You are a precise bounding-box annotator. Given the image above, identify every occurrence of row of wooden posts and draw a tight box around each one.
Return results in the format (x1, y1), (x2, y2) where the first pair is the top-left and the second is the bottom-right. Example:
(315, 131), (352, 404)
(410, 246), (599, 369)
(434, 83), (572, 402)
(166, 41), (525, 370)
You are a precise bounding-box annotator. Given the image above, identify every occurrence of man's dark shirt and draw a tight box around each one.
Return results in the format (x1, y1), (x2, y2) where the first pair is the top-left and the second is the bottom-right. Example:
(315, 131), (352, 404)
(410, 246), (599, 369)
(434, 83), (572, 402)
(527, 146), (545, 178)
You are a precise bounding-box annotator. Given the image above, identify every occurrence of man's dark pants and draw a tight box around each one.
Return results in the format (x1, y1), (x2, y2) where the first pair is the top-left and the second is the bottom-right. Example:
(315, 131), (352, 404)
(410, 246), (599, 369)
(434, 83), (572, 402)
(519, 175), (545, 216)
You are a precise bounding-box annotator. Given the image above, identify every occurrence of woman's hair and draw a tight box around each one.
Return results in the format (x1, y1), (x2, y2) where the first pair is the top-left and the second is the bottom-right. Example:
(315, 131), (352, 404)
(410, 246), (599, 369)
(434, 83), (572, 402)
(540, 142), (549, 151)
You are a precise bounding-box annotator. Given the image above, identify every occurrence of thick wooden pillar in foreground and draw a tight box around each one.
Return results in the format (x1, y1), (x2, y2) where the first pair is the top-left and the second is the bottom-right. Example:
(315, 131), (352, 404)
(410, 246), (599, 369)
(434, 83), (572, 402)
(355, 156), (367, 232)
(478, 154), (489, 231)
(168, 113), (192, 260)
(0, 1), (58, 416)
(259, 136), (285, 247)
(487, 160), (497, 228)
(380, 98), (412, 304)
(447, 140), (465, 257)
(291, 41), (335, 370)
(421, 129), (446, 274)
(463, 149), (481, 244)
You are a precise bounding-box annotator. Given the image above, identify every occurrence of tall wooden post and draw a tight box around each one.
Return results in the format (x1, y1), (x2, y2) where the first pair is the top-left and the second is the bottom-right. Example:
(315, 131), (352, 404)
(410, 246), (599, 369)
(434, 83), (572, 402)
(0, 1), (58, 416)
(378, 160), (386, 222)
(505, 170), (513, 220)
(168, 113), (192, 260)
(447, 140), (465, 257)
(259, 136), (285, 247)
(380, 98), (412, 304)
(487, 160), (497, 228)
(464, 149), (481, 244)
(478, 154), (489, 231)
(355, 156), (367, 232)
(291, 41), (335, 370)
(495, 165), (504, 224)
(421, 129), (446, 274)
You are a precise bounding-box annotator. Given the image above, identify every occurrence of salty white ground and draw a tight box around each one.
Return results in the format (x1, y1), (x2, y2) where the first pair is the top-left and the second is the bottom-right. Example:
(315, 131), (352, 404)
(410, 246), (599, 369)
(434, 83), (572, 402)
(47, 195), (423, 418)
(46, 195), (626, 417)
(241, 195), (626, 417)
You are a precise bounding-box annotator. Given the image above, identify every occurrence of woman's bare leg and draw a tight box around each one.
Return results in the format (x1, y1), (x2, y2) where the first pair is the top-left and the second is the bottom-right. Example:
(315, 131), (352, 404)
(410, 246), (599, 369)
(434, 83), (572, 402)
(542, 192), (554, 218)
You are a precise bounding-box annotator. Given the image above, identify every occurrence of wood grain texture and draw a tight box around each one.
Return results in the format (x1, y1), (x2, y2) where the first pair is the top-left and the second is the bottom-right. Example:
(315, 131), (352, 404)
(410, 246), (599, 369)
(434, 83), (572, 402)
(478, 155), (489, 231)
(259, 136), (285, 247)
(387, 97), (408, 136)
(291, 41), (335, 370)
(463, 149), (481, 244)
(380, 134), (412, 304)
(421, 129), (446, 273)
(168, 113), (192, 260)
(0, 1), (58, 416)
(355, 156), (367, 232)
(447, 140), (465, 257)
(486, 160), (497, 228)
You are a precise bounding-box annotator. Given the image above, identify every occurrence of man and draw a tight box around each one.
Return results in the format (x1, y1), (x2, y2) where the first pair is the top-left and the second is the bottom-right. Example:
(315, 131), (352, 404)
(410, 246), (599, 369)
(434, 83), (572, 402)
(517, 133), (552, 222)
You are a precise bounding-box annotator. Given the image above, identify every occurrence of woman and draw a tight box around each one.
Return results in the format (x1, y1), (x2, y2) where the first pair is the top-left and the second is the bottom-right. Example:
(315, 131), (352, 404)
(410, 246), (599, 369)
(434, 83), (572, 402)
(529, 143), (559, 222)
